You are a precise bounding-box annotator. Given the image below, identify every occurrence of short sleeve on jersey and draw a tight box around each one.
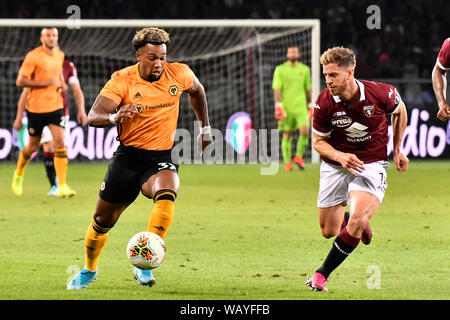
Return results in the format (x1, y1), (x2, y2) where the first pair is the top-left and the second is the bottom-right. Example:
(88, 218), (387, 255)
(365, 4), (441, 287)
(437, 38), (450, 71)
(272, 66), (282, 90)
(304, 67), (312, 91)
(182, 64), (195, 90)
(18, 52), (36, 78)
(385, 85), (403, 114)
(67, 62), (79, 84)
(312, 94), (332, 136)
(99, 72), (126, 105)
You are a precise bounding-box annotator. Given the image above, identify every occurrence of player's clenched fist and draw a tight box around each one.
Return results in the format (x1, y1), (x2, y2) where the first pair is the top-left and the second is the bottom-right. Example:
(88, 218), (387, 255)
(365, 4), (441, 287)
(437, 103), (450, 121)
(197, 125), (213, 156)
(115, 104), (139, 123)
(393, 152), (409, 173)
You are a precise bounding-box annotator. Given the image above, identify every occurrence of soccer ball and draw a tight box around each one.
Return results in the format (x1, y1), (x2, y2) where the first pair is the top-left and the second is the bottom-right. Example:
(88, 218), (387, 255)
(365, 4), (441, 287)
(126, 232), (166, 270)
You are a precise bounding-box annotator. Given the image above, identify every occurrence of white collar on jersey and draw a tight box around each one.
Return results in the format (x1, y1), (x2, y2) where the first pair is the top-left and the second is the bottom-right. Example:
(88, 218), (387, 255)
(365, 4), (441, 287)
(332, 79), (366, 103)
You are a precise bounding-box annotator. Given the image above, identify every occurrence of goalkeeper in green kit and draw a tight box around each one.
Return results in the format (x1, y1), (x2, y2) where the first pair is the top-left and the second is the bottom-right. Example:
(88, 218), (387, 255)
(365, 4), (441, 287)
(272, 46), (312, 171)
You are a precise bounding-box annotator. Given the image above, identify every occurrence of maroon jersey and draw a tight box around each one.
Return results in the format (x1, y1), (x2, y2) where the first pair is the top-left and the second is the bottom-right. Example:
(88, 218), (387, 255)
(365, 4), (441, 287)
(437, 37), (450, 71)
(312, 79), (402, 165)
(60, 59), (79, 116)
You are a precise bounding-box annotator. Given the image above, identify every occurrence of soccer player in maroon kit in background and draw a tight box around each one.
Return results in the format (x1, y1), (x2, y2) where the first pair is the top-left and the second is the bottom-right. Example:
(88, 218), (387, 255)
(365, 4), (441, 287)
(305, 47), (409, 291)
(432, 37), (450, 121)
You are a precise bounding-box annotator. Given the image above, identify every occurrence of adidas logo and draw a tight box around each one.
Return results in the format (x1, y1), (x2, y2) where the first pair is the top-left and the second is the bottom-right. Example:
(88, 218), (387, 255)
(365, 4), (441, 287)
(134, 92), (142, 99)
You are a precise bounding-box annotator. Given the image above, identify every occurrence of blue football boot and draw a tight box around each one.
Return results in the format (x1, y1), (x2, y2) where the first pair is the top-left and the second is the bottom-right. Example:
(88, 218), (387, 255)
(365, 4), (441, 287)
(67, 268), (98, 290)
(133, 267), (156, 287)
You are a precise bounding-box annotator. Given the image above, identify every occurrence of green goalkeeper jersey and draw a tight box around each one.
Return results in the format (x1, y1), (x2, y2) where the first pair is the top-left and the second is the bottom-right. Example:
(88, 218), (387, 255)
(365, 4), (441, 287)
(272, 61), (312, 114)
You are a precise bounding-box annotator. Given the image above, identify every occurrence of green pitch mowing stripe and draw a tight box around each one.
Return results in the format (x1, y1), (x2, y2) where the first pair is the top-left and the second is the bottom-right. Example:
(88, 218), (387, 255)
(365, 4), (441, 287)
(0, 161), (448, 300)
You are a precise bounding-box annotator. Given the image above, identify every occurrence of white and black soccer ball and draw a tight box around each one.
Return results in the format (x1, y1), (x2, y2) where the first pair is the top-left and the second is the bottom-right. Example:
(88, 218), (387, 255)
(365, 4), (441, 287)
(126, 232), (166, 270)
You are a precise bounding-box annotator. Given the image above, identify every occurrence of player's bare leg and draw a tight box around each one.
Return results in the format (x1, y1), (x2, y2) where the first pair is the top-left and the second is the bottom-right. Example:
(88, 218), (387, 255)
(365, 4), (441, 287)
(48, 124), (74, 197)
(12, 135), (41, 196)
(336, 192), (373, 245)
(307, 192), (379, 291)
(93, 198), (130, 227)
(282, 131), (293, 171)
(347, 191), (379, 239)
(318, 203), (346, 238)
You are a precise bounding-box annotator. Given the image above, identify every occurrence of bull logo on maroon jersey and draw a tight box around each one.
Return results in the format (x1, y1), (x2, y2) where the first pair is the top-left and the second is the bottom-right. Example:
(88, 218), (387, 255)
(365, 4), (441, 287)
(363, 105), (375, 118)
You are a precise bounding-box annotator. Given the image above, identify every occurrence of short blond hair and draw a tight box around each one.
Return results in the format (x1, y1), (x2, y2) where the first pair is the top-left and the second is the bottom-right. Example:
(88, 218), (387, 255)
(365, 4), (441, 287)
(132, 27), (170, 51)
(320, 46), (356, 69)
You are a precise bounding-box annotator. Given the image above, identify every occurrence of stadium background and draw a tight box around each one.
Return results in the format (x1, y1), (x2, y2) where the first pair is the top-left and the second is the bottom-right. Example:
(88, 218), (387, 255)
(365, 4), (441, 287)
(0, 0), (449, 162)
(0, 0), (449, 304)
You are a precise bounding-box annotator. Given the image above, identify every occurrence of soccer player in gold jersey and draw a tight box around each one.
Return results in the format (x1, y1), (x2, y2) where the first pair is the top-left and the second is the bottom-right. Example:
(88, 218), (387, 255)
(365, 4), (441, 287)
(68, 27), (212, 289)
(12, 27), (76, 198)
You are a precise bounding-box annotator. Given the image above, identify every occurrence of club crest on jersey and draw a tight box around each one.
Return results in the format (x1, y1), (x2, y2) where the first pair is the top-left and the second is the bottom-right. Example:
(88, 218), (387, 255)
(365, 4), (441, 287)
(363, 105), (374, 118)
(136, 104), (143, 113)
(168, 85), (179, 96)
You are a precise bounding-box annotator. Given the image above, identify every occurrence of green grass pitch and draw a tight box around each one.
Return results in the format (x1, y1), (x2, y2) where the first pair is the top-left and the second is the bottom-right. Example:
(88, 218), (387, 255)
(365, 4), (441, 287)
(0, 160), (448, 300)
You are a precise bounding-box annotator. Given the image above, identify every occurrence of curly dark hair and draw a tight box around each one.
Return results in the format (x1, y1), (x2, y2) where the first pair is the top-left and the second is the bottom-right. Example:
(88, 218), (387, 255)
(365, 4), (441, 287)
(132, 27), (170, 51)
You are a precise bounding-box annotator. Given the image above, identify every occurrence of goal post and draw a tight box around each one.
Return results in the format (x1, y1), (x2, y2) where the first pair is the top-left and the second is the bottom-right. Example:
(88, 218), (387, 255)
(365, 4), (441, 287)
(0, 19), (320, 163)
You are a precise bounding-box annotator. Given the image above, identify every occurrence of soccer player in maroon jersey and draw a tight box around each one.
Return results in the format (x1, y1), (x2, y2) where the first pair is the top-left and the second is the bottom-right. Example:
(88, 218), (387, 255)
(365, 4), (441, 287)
(432, 37), (450, 121)
(305, 47), (409, 291)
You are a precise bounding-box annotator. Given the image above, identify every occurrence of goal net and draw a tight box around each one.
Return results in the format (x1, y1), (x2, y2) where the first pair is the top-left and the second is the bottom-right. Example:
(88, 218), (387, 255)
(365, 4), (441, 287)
(0, 19), (320, 163)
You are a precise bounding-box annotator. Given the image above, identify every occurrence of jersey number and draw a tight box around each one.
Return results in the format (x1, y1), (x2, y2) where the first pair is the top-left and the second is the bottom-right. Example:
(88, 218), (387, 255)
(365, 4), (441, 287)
(158, 162), (176, 172)
(378, 172), (387, 191)
(59, 116), (67, 128)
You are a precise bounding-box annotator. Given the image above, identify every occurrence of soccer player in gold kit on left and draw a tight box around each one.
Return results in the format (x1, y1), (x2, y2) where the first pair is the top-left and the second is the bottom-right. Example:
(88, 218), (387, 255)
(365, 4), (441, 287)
(12, 27), (76, 197)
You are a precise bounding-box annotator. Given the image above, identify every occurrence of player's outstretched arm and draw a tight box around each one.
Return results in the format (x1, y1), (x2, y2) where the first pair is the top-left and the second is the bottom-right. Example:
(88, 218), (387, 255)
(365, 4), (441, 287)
(312, 132), (364, 176)
(185, 75), (212, 154)
(432, 63), (450, 121)
(391, 101), (409, 173)
(87, 95), (137, 128)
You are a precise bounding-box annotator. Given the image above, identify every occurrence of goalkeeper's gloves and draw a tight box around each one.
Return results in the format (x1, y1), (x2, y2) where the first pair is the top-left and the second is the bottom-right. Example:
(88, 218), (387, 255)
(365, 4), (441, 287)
(274, 102), (287, 121)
